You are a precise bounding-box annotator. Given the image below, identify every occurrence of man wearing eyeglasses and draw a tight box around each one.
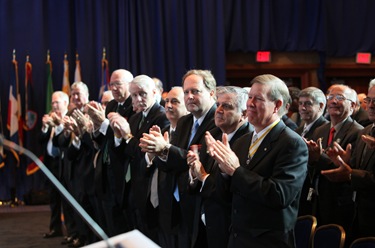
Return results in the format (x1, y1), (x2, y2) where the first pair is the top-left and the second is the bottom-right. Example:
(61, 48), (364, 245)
(295, 87), (329, 216)
(87, 69), (135, 237)
(305, 84), (363, 245)
(321, 80), (375, 242)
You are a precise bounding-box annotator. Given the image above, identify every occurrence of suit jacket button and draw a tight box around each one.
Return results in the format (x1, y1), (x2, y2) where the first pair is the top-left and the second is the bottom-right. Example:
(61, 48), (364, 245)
(234, 233), (238, 238)
(233, 209), (237, 214)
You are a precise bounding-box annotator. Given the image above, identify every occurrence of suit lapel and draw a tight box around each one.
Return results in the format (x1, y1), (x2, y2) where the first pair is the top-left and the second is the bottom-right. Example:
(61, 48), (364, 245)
(248, 122), (286, 170)
(189, 105), (216, 147)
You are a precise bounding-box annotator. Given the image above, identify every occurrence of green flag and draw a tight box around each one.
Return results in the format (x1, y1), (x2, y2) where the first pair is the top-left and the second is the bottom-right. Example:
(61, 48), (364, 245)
(45, 53), (53, 114)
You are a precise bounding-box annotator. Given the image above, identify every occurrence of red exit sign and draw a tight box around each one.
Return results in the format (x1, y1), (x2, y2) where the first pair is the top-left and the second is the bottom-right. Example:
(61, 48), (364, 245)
(256, 51), (271, 62)
(356, 52), (371, 64)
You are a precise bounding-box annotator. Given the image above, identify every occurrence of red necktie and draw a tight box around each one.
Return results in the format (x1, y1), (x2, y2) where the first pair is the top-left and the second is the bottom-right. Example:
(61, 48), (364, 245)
(327, 127), (335, 146)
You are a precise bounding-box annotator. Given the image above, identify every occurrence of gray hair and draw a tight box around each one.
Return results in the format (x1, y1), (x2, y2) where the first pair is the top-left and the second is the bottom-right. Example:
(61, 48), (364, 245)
(53, 91), (69, 104)
(369, 78), (375, 91)
(299, 87), (327, 109)
(250, 74), (289, 117)
(130, 75), (155, 90)
(71, 81), (89, 98)
(216, 86), (248, 113)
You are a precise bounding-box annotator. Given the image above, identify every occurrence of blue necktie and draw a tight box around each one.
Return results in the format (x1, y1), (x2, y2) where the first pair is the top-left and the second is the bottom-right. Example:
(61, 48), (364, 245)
(188, 120), (199, 147)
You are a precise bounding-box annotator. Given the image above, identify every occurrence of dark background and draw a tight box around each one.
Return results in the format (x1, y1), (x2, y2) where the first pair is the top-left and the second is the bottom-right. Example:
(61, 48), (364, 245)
(1, 0), (375, 201)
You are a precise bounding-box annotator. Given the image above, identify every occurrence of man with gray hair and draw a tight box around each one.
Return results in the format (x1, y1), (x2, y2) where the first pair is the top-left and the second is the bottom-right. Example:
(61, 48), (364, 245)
(205, 74), (308, 247)
(187, 86), (253, 248)
(109, 74), (169, 243)
(87, 69), (135, 237)
(295, 87), (329, 216)
(306, 84), (363, 245)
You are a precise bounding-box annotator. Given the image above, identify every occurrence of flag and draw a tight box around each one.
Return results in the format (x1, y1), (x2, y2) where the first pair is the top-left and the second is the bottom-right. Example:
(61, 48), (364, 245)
(99, 57), (110, 101)
(74, 53), (82, 82)
(6, 51), (21, 165)
(62, 54), (70, 95)
(0, 96), (5, 168)
(46, 52), (54, 114)
(24, 57), (38, 131)
(26, 155), (43, 175)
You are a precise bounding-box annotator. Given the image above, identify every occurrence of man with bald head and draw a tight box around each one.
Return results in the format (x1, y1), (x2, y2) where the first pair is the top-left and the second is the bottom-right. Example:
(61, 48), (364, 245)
(322, 80), (375, 242)
(88, 69), (135, 237)
(306, 84), (363, 244)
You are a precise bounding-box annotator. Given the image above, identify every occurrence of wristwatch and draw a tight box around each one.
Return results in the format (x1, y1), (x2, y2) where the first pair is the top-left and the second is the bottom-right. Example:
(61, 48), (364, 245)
(161, 144), (171, 156)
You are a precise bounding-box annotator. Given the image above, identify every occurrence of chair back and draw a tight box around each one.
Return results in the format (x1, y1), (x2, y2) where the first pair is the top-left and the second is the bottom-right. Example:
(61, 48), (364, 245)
(350, 237), (375, 248)
(295, 215), (317, 248)
(312, 224), (345, 248)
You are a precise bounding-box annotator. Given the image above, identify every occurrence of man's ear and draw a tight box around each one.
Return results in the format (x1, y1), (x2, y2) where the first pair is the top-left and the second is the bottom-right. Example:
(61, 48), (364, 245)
(274, 99), (283, 114)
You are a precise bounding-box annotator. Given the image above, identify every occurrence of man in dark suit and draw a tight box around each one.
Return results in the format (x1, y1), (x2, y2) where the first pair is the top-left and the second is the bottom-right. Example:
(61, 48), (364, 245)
(109, 74), (169, 242)
(139, 70), (217, 248)
(87, 69), (135, 237)
(139, 86), (188, 247)
(295, 87), (328, 216)
(53, 82), (94, 246)
(40, 91), (70, 239)
(206, 74), (308, 247)
(322, 81), (375, 243)
(351, 89), (371, 127)
(187, 86), (252, 248)
(306, 84), (363, 245)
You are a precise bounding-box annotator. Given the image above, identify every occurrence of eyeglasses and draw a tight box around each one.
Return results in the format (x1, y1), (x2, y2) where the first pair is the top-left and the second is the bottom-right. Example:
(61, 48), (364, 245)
(326, 94), (353, 102)
(298, 101), (314, 107)
(364, 97), (375, 105)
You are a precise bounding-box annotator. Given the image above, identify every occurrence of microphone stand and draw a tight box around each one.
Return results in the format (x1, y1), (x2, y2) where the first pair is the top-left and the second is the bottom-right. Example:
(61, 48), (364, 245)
(0, 134), (115, 248)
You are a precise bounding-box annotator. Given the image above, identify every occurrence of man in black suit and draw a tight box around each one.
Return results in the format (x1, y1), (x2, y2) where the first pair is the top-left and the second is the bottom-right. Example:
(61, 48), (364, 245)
(41, 91), (70, 239)
(87, 69), (135, 237)
(108, 74), (169, 242)
(351, 89), (371, 127)
(295, 87), (329, 216)
(187, 86), (252, 248)
(306, 84), (363, 245)
(206, 74), (308, 247)
(322, 81), (375, 243)
(140, 86), (188, 247)
(140, 70), (217, 248)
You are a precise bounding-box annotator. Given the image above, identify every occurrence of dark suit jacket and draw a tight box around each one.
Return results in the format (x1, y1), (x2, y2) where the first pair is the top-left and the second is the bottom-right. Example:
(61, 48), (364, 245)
(228, 120), (308, 248)
(295, 115), (328, 141)
(349, 124), (375, 237)
(295, 115), (328, 216)
(66, 132), (96, 195)
(352, 107), (371, 127)
(156, 104), (217, 248)
(39, 127), (60, 178)
(310, 117), (363, 232)
(118, 102), (169, 230)
(94, 97), (135, 205)
(200, 122), (252, 248)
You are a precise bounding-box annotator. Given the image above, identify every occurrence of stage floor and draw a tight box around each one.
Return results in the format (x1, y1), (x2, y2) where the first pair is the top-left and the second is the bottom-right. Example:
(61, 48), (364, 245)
(0, 205), (64, 248)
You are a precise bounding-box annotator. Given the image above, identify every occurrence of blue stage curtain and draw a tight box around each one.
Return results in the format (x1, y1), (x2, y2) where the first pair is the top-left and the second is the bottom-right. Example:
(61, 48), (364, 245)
(0, 0), (226, 201)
